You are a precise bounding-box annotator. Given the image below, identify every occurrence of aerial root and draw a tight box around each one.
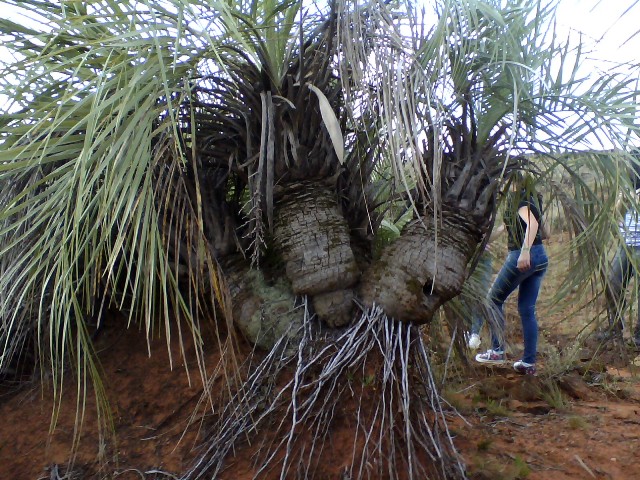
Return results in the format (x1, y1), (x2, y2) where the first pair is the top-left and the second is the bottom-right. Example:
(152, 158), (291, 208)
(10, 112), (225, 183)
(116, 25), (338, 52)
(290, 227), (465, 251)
(183, 301), (466, 480)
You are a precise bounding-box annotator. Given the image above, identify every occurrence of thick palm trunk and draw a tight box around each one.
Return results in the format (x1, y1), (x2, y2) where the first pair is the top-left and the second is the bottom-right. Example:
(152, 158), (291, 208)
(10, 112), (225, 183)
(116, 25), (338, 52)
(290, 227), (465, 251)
(272, 181), (360, 327)
(220, 255), (303, 350)
(359, 207), (483, 324)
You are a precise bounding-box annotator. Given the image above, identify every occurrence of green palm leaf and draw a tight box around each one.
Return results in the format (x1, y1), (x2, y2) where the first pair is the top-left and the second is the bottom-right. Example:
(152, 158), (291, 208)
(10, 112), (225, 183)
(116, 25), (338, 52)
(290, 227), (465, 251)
(0, 0), (234, 445)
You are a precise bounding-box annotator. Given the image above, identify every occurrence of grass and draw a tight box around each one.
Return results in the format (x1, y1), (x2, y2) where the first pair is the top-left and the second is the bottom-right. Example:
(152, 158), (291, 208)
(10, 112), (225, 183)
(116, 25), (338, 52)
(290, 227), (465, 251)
(567, 415), (589, 430)
(542, 380), (571, 411)
(601, 376), (634, 399)
(362, 373), (376, 387)
(512, 456), (532, 478)
(476, 438), (493, 451)
(539, 340), (582, 378)
(441, 388), (465, 411)
(441, 383), (477, 414)
(484, 399), (511, 417)
(469, 455), (532, 480)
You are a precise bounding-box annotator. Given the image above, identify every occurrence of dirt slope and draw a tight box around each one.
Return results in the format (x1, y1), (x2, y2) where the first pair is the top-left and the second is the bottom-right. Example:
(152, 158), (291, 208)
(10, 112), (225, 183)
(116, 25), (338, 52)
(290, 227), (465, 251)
(2, 235), (640, 479)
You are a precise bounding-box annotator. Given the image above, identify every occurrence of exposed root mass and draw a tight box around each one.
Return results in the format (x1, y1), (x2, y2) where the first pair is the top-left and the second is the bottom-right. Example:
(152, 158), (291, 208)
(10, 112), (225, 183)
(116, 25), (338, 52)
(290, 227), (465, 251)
(183, 301), (466, 480)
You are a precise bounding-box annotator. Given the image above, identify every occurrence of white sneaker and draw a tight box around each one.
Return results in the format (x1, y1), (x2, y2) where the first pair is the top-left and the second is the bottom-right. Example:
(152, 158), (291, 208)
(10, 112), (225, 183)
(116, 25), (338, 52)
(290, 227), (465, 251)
(467, 333), (481, 350)
(475, 349), (506, 364)
(513, 360), (536, 375)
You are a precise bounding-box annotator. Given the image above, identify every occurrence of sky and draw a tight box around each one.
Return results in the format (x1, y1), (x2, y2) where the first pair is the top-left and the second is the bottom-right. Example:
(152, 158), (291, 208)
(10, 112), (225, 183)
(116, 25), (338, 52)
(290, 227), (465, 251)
(1, 1), (638, 80)
(555, 0), (640, 71)
(1, 0), (639, 149)
(1, 1), (638, 71)
(553, 0), (640, 149)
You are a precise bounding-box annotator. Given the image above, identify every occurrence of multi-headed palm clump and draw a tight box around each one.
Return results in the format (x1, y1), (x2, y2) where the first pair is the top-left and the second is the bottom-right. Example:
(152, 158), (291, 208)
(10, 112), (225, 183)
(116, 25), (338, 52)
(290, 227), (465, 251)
(1, 1), (639, 478)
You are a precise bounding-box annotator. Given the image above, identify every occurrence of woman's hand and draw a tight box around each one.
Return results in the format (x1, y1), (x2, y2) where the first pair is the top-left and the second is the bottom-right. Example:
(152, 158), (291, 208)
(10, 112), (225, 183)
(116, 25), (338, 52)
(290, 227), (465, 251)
(517, 205), (537, 271)
(517, 249), (531, 271)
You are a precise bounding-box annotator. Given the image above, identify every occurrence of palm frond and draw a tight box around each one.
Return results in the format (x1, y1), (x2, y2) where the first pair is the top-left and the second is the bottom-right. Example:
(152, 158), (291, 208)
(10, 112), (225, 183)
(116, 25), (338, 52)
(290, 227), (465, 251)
(0, 0), (237, 446)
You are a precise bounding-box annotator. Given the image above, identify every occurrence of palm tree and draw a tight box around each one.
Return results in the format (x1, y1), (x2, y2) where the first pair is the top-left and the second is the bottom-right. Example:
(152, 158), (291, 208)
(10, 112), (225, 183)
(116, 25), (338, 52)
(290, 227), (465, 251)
(187, 1), (375, 335)
(1, 0), (640, 478)
(358, 0), (640, 324)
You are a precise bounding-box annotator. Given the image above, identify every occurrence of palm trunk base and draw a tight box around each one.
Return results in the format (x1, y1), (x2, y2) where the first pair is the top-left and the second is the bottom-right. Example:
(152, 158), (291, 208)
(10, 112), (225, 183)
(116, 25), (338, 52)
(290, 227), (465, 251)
(222, 256), (303, 350)
(312, 289), (354, 327)
(273, 182), (360, 327)
(360, 214), (480, 324)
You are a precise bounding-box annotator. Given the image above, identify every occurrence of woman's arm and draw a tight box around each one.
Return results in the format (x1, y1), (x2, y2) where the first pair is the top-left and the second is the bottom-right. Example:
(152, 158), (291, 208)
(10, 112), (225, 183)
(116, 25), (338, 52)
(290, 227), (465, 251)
(517, 205), (539, 271)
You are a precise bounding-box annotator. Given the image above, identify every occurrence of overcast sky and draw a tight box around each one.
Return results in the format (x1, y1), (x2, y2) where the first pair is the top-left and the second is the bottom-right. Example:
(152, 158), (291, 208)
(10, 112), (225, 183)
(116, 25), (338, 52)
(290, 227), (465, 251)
(1, 0), (639, 142)
(555, 0), (640, 71)
(1, 1), (638, 77)
(2, 1), (638, 65)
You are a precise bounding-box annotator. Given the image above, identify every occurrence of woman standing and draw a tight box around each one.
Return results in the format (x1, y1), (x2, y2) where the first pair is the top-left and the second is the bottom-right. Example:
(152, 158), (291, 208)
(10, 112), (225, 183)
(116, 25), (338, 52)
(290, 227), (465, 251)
(475, 176), (549, 375)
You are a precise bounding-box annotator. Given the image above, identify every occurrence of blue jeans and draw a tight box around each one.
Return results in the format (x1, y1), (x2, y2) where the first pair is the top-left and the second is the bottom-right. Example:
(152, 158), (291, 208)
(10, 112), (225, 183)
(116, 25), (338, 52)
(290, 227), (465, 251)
(488, 244), (548, 364)
(606, 245), (640, 338)
(470, 253), (493, 335)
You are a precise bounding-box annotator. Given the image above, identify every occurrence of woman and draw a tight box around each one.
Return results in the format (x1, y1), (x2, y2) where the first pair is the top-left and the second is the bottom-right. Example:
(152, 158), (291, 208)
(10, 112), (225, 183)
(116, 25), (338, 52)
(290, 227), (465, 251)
(475, 175), (549, 375)
(602, 168), (640, 347)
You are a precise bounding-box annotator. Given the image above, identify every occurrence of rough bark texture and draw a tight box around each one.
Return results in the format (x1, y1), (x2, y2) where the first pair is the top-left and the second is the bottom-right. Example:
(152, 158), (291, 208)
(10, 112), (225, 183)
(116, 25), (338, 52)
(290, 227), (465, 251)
(220, 256), (303, 350)
(272, 182), (360, 327)
(359, 209), (482, 324)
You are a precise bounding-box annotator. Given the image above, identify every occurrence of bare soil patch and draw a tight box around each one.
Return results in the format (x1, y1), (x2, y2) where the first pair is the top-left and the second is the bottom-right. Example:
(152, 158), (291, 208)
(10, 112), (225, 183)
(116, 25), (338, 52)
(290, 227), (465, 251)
(2, 235), (640, 479)
(448, 362), (640, 480)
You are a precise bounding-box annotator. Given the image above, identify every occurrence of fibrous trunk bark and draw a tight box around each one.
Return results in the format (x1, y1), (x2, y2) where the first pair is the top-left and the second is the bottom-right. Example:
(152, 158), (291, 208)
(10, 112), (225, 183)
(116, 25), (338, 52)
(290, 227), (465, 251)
(359, 207), (483, 324)
(272, 181), (360, 327)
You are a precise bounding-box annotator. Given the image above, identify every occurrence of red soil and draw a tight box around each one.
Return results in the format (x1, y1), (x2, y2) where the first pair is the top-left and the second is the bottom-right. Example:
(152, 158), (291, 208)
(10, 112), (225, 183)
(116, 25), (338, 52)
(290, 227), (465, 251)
(2, 234), (640, 479)
(2, 315), (639, 480)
